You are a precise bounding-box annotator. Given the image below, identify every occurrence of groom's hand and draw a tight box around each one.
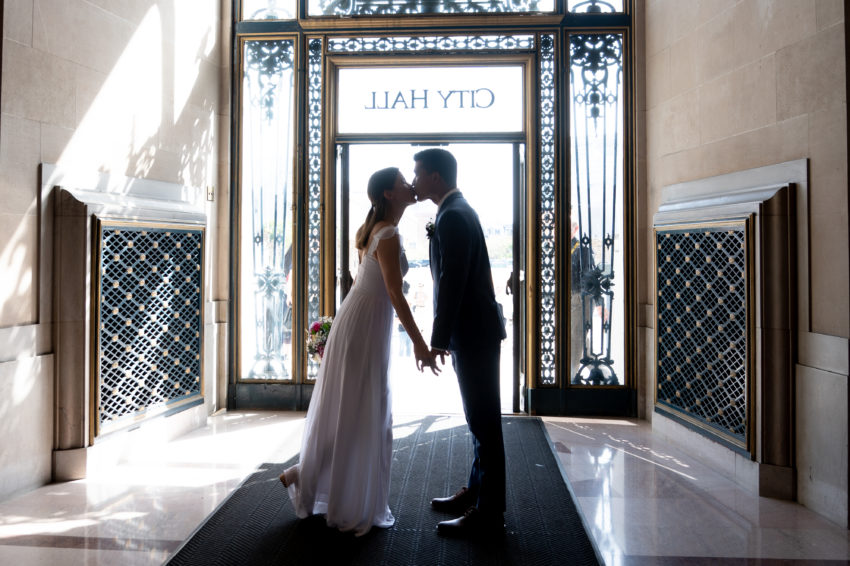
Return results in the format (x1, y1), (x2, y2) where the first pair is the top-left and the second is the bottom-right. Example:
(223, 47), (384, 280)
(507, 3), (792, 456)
(431, 348), (449, 366)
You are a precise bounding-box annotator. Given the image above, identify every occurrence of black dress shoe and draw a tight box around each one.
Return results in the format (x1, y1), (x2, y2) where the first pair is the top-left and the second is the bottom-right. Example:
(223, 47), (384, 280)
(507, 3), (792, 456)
(437, 507), (505, 537)
(431, 487), (476, 514)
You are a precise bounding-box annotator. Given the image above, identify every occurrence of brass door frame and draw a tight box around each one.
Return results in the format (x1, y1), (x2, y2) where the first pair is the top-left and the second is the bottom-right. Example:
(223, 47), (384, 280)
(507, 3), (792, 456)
(230, 12), (637, 414)
(230, 34), (302, 389)
(318, 53), (537, 403)
(333, 139), (528, 412)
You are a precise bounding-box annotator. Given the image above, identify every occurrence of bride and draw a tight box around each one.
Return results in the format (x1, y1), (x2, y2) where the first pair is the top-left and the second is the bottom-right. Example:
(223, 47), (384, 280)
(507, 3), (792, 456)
(280, 166), (438, 536)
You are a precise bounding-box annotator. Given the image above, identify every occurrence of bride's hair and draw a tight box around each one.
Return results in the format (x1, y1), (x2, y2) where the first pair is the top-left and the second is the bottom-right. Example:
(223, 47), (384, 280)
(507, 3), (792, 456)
(355, 167), (400, 252)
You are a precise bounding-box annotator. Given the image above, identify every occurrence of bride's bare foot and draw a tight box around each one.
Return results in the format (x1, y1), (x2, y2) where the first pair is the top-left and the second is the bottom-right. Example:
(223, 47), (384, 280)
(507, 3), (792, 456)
(279, 465), (299, 488)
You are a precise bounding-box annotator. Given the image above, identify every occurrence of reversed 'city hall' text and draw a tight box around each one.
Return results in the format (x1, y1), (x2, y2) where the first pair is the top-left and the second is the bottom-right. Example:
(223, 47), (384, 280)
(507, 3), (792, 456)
(364, 88), (496, 110)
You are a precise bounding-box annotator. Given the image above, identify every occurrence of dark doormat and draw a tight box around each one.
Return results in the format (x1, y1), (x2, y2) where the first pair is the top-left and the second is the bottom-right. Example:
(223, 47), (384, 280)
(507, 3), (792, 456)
(166, 415), (601, 566)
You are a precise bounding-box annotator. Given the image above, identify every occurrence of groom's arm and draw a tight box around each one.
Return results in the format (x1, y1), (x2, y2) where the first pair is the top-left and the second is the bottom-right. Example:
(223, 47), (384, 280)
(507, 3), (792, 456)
(431, 210), (472, 350)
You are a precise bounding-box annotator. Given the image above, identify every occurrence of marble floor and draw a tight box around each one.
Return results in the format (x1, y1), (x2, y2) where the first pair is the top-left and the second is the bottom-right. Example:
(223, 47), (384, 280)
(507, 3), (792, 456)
(0, 410), (849, 565)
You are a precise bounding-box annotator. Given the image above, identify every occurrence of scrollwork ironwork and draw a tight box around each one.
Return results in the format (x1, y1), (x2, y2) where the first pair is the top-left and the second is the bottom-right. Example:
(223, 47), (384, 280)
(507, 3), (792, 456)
(312, 0), (548, 16)
(307, 38), (324, 379)
(569, 32), (623, 386)
(568, 0), (619, 13)
(313, 33), (543, 384)
(538, 33), (557, 385)
(309, 32), (557, 392)
(570, 34), (621, 127)
(249, 264), (292, 379)
(327, 34), (534, 53)
(245, 40), (295, 122)
(242, 39), (296, 381)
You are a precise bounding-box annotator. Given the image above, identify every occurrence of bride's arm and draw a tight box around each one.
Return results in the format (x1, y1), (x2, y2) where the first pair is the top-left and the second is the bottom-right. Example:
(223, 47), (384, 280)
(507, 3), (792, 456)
(375, 235), (439, 374)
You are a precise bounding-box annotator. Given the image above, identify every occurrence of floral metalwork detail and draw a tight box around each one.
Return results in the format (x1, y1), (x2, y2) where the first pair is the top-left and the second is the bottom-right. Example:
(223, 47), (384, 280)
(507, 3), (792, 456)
(244, 0), (296, 20)
(568, 0), (620, 13)
(538, 33), (556, 385)
(327, 35), (534, 53)
(307, 38), (325, 379)
(310, 32), (555, 390)
(311, 0), (549, 16)
(569, 33), (623, 386)
(570, 34), (622, 126)
(242, 39), (296, 381)
(245, 40), (295, 122)
(574, 261), (616, 385)
(250, 264), (292, 379)
(580, 264), (612, 305)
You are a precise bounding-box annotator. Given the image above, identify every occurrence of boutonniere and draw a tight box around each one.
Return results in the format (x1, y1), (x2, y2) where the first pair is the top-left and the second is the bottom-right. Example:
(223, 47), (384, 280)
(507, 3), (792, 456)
(425, 220), (435, 240)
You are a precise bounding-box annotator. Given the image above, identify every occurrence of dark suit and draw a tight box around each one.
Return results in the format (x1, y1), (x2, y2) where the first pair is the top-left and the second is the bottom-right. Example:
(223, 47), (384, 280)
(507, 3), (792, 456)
(430, 191), (507, 515)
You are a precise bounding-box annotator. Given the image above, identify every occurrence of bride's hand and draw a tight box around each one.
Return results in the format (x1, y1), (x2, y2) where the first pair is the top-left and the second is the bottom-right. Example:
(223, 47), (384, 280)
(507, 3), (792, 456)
(415, 342), (441, 375)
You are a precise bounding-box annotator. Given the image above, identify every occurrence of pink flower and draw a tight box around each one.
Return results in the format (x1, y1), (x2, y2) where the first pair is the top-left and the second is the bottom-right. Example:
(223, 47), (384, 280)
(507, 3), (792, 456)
(317, 344), (325, 357)
(310, 321), (321, 333)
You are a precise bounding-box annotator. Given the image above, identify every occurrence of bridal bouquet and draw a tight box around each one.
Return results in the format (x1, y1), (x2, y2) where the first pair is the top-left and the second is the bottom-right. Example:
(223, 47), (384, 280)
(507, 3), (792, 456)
(306, 316), (333, 360)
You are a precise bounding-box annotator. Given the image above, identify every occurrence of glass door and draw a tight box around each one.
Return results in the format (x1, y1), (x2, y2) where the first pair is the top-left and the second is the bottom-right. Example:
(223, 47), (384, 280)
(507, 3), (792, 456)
(336, 142), (522, 414)
(230, 28), (635, 416)
(230, 37), (299, 410)
(561, 31), (632, 415)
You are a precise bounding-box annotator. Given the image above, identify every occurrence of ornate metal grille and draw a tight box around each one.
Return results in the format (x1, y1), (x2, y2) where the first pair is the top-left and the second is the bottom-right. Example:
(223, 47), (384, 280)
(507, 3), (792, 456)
(538, 34), (557, 385)
(243, 0), (296, 20)
(97, 224), (204, 433)
(327, 35), (534, 53)
(241, 39), (297, 381)
(569, 33), (623, 386)
(245, 40), (294, 121)
(309, 0), (552, 16)
(655, 225), (748, 446)
(567, 0), (623, 12)
(309, 33), (547, 382)
(239, 0), (625, 18)
(307, 37), (324, 379)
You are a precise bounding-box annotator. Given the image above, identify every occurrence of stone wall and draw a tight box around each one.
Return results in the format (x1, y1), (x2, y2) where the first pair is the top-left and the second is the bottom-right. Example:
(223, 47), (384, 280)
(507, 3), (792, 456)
(0, 0), (229, 501)
(642, 0), (847, 526)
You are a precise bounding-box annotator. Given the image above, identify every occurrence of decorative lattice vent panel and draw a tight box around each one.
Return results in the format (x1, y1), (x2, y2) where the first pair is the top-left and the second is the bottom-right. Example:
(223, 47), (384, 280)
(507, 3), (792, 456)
(655, 223), (749, 448)
(96, 223), (204, 434)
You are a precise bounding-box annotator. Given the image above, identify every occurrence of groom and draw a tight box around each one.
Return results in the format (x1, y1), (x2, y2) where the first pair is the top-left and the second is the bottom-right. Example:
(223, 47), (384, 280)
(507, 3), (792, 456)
(412, 148), (507, 536)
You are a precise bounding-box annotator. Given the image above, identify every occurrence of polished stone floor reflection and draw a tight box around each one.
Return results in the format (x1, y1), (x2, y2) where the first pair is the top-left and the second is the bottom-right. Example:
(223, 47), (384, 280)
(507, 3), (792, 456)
(0, 411), (305, 566)
(0, 412), (848, 565)
(544, 416), (850, 565)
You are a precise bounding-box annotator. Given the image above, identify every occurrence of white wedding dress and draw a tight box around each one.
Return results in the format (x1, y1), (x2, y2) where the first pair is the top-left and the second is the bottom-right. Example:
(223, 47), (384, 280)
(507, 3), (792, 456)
(287, 225), (406, 536)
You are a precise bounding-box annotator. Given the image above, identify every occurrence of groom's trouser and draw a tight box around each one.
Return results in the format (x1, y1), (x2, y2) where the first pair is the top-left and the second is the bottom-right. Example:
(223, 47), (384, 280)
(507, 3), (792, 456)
(452, 341), (506, 514)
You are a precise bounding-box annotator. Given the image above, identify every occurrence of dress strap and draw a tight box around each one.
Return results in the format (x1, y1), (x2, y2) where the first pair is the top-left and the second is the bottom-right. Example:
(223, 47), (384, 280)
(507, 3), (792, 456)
(366, 225), (399, 256)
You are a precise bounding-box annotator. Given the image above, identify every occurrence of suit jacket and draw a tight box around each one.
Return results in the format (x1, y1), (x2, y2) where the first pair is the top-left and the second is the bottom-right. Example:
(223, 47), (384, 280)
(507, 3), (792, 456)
(430, 192), (507, 351)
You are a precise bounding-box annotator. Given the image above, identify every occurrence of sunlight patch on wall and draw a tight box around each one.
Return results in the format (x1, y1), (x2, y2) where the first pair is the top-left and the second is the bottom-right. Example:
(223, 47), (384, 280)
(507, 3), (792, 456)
(10, 356), (37, 407)
(173, 1), (217, 122)
(56, 7), (163, 185)
(0, 215), (34, 326)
